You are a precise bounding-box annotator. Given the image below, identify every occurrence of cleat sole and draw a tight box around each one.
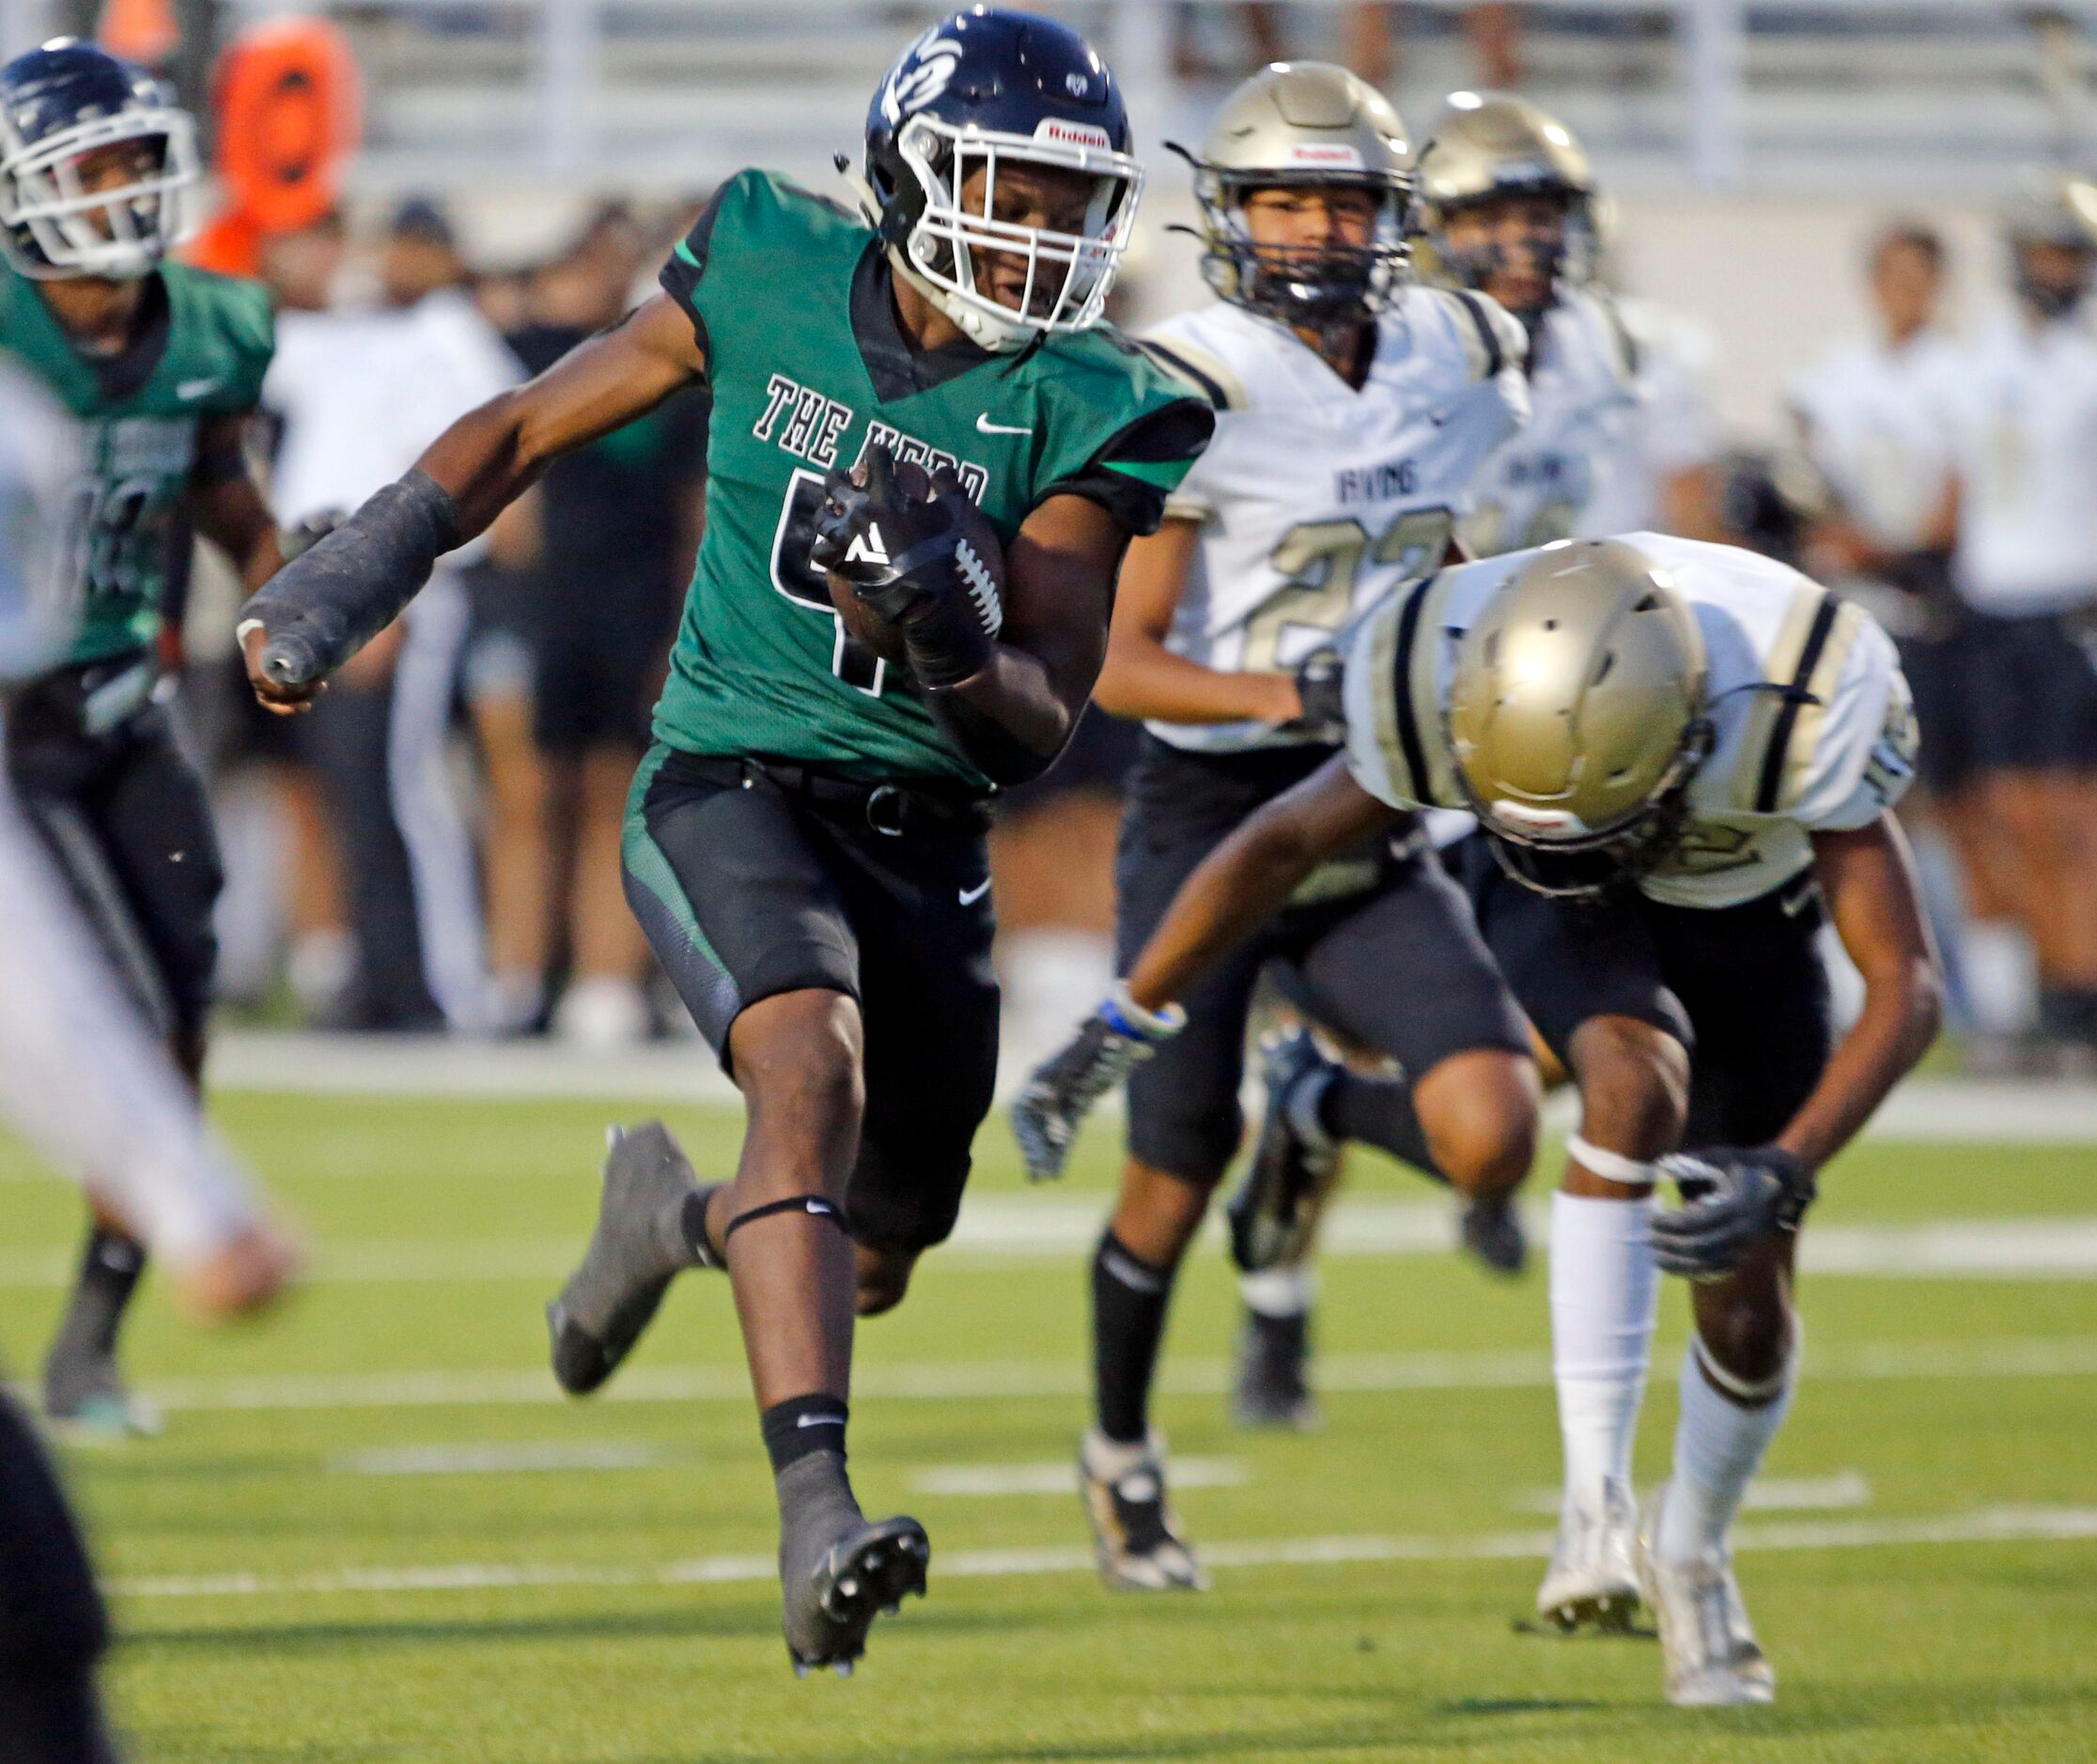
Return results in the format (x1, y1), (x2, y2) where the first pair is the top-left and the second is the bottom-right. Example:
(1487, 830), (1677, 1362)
(787, 1516), (930, 1675)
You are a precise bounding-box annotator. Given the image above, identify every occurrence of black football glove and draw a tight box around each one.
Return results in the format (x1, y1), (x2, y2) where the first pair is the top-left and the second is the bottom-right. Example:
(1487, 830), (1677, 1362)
(1010, 987), (1186, 1182)
(809, 443), (1003, 689)
(1280, 645), (1346, 742)
(1650, 1144), (1816, 1282)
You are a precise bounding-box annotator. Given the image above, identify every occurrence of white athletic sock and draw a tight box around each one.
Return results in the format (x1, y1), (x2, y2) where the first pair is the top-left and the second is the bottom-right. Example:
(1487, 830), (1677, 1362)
(1655, 1329), (1799, 1565)
(1239, 1265), (1314, 1319)
(1549, 1190), (1658, 1513)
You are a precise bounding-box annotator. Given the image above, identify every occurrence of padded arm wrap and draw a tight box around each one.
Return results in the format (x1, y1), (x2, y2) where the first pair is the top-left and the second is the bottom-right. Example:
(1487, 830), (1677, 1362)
(238, 471), (460, 688)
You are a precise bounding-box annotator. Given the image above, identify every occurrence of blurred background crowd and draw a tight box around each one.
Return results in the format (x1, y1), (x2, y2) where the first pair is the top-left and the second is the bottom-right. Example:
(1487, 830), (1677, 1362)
(13, 0), (2097, 1075)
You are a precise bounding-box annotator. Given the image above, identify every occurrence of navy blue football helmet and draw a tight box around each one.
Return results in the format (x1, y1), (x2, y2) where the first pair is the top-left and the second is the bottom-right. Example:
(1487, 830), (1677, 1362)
(0, 39), (199, 281)
(861, 8), (1143, 350)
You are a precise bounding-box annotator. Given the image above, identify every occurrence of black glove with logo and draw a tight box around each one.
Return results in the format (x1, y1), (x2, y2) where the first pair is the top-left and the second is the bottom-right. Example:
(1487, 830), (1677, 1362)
(810, 443), (1005, 689)
(1650, 1144), (1816, 1282)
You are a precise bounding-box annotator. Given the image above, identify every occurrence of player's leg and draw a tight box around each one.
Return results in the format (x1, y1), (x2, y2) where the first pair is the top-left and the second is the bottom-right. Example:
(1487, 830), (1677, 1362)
(1459, 842), (1690, 1630)
(1228, 855), (1540, 1427)
(572, 750), (925, 1670)
(1082, 945), (1265, 1589)
(17, 702), (223, 1435)
(1639, 882), (1831, 1704)
(0, 1387), (118, 1762)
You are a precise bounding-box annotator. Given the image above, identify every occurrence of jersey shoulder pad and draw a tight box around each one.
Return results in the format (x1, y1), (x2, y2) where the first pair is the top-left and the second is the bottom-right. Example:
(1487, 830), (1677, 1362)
(1772, 602), (1914, 828)
(1409, 285), (1526, 384)
(1032, 325), (1216, 535)
(1138, 307), (1254, 412)
(163, 262), (275, 410)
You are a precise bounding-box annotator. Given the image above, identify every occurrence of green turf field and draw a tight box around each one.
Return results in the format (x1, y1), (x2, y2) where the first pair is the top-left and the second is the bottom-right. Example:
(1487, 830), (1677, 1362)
(3, 1090), (2094, 1762)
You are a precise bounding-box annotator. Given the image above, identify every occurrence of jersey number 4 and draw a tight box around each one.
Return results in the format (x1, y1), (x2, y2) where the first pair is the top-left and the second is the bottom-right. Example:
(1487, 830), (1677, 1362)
(1244, 506), (1452, 673)
(770, 469), (887, 696)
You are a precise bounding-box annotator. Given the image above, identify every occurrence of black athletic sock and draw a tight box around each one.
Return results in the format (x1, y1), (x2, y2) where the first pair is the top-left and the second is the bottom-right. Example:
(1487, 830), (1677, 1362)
(1321, 1071), (1448, 1184)
(1092, 1231), (1174, 1446)
(760, 1393), (849, 1476)
(46, 1228), (146, 1373)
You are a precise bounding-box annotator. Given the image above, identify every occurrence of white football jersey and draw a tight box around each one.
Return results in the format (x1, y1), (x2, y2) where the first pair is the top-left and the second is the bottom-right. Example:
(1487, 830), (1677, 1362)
(1932, 312), (2097, 612)
(1141, 286), (1529, 753)
(1460, 286), (1640, 559)
(1788, 330), (1957, 555)
(1341, 534), (1917, 910)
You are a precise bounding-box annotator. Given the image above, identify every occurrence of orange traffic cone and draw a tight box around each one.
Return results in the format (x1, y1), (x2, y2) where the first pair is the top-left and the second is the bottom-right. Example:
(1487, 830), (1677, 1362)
(98, 0), (179, 67)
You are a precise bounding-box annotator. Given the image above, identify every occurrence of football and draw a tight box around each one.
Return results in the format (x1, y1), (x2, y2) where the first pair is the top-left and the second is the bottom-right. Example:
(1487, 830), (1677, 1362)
(827, 567), (912, 664)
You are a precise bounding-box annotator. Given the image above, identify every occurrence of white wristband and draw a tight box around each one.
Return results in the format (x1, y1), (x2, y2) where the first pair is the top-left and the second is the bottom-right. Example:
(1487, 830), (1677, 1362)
(1566, 1134), (1659, 1188)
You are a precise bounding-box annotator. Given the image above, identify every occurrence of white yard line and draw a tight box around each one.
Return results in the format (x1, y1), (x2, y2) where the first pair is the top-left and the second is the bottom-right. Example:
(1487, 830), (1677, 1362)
(1512, 1471), (1872, 1515)
(108, 1504), (2097, 1602)
(330, 1441), (673, 1478)
(7, 1212), (2097, 1287)
(178, 1030), (2097, 1143)
(911, 1458), (1249, 1498)
(99, 1334), (2097, 1416)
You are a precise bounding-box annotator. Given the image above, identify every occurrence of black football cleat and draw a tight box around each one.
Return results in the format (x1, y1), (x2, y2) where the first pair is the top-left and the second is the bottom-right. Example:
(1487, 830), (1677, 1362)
(779, 1462), (930, 1676)
(547, 1122), (717, 1396)
(1459, 1191), (1529, 1277)
(1224, 1026), (1340, 1274)
(1230, 1307), (1321, 1431)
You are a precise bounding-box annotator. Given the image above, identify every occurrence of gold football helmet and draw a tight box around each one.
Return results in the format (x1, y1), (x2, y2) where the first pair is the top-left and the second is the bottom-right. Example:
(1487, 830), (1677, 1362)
(2003, 169), (2097, 317)
(1179, 61), (1413, 329)
(1410, 92), (1594, 304)
(1446, 539), (1713, 898)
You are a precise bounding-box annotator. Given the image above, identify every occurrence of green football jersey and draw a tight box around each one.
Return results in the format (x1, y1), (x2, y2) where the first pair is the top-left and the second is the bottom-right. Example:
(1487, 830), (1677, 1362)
(655, 169), (1210, 787)
(0, 259), (273, 667)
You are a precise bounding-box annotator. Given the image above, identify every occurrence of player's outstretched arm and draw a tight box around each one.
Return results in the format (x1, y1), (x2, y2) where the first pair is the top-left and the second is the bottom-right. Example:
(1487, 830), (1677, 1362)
(1778, 814), (1944, 1170)
(1125, 752), (1400, 1009)
(239, 296), (705, 712)
(1651, 814), (1941, 1282)
(1092, 518), (1300, 727)
(1012, 752), (1399, 1180)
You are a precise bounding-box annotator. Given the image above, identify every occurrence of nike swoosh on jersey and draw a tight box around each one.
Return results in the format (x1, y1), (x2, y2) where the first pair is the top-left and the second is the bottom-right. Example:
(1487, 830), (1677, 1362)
(975, 413), (1032, 436)
(176, 378), (222, 401)
(958, 876), (993, 905)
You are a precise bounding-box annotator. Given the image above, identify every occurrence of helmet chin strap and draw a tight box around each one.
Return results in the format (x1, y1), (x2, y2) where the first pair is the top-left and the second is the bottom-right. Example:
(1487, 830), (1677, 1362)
(887, 246), (1032, 354)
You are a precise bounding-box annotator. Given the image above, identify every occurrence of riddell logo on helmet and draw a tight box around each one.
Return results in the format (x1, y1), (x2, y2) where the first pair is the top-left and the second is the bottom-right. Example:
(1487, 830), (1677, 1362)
(1034, 118), (1113, 149)
(1287, 144), (1366, 169)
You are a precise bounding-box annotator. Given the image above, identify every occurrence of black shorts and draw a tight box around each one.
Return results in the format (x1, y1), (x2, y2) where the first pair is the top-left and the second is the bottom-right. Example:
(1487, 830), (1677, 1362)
(1896, 631), (1968, 797)
(622, 745), (999, 1251)
(1947, 609), (2097, 777)
(1115, 737), (1528, 1184)
(6, 663), (223, 1046)
(1456, 836), (1831, 1147)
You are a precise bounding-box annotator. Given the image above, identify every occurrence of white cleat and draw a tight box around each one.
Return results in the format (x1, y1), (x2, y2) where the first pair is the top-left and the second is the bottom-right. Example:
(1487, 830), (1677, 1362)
(1639, 1489), (1776, 1707)
(1079, 1430), (1208, 1592)
(1535, 1477), (1642, 1632)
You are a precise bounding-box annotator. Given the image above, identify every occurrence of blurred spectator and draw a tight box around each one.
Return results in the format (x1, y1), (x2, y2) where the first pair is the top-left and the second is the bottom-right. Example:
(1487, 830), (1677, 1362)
(262, 199), (525, 1031)
(505, 203), (708, 1045)
(1926, 182), (2097, 1066)
(1172, 3), (1519, 87)
(1788, 223), (2003, 1040)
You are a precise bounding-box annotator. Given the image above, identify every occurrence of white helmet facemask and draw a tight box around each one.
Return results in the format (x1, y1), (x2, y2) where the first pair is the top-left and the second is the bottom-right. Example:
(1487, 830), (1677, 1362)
(0, 101), (200, 281)
(890, 112), (1143, 352)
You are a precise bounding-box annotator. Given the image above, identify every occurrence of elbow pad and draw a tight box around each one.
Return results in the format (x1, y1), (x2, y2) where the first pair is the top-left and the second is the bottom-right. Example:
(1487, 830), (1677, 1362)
(924, 687), (1060, 788)
(238, 471), (459, 689)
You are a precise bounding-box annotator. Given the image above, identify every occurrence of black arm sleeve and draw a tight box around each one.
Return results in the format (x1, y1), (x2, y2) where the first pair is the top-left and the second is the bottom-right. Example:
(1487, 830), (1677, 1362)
(1037, 397), (1215, 537)
(238, 470), (459, 687)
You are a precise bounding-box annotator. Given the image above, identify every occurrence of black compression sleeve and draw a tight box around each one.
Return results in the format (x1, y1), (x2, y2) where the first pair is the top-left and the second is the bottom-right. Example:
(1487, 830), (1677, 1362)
(238, 470), (459, 686)
(923, 685), (1062, 788)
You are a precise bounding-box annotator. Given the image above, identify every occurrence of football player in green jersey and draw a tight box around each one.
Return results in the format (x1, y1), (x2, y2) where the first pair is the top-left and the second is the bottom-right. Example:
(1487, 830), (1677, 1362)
(1, 39), (288, 1439)
(238, 7), (1211, 1673)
